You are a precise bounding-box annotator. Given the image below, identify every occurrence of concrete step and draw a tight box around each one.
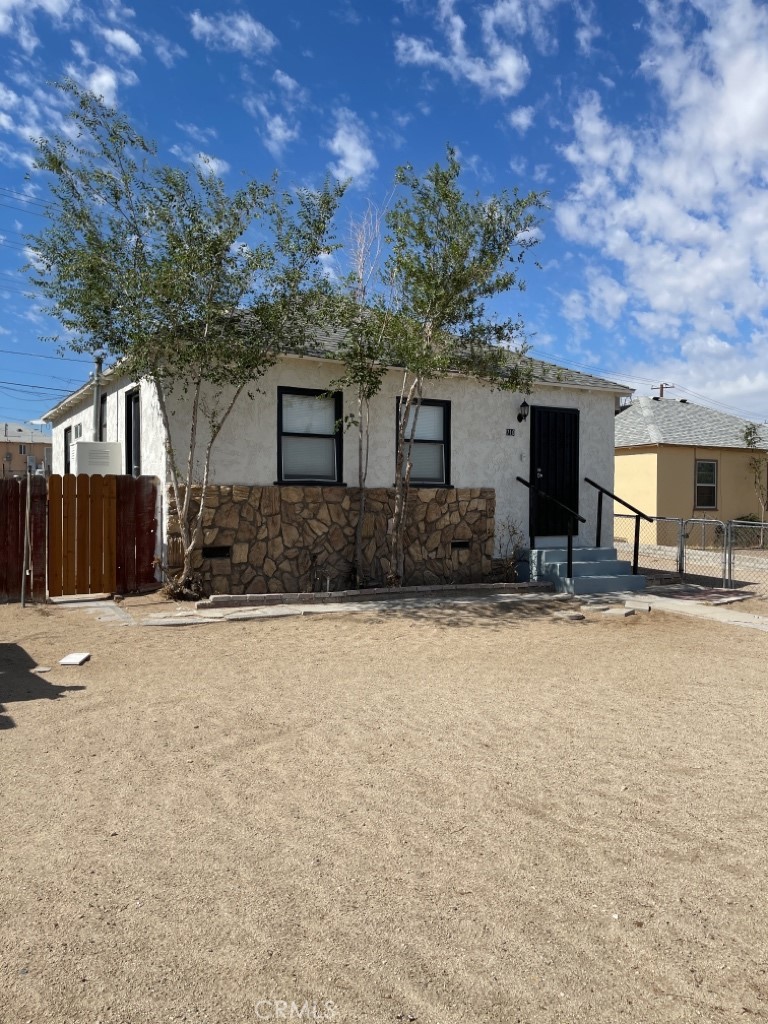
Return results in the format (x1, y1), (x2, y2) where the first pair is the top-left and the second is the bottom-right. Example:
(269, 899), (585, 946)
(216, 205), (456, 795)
(533, 546), (618, 565)
(541, 559), (633, 578)
(561, 574), (647, 595)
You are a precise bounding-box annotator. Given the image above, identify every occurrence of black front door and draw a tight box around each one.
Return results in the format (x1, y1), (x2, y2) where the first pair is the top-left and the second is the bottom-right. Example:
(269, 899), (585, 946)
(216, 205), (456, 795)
(529, 406), (579, 537)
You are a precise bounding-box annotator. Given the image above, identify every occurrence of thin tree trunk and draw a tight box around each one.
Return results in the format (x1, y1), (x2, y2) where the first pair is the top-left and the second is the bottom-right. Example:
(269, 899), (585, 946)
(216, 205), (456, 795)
(389, 373), (422, 585)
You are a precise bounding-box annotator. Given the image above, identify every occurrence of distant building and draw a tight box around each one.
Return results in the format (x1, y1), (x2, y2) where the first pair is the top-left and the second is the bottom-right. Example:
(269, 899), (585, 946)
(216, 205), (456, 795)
(1, 421), (53, 478)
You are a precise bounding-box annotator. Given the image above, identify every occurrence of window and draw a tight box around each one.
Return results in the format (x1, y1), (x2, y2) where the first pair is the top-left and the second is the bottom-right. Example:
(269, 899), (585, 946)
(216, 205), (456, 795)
(99, 394), (108, 441)
(63, 426), (71, 474)
(18, 444), (26, 455)
(277, 387), (342, 483)
(397, 398), (451, 486)
(695, 459), (717, 508)
(4, 452), (11, 461)
(125, 389), (141, 476)
(74, 423), (83, 440)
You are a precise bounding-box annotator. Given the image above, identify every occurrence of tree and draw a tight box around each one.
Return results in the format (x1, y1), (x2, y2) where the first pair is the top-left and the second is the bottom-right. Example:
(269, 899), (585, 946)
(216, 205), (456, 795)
(27, 80), (344, 595)
(325, 201), (392, 587)
(743, 422), (768, 544)
(382, 147), (546, 584)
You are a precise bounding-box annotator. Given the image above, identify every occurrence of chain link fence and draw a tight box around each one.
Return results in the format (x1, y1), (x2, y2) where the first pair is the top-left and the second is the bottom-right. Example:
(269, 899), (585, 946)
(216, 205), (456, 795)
(613, 513), (768, 591)
(727, 520), (768, 592)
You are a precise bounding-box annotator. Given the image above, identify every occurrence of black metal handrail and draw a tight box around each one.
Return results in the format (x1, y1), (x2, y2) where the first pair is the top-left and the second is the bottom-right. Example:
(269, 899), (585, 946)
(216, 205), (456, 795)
(517, 476), (586, 578)
(584, 476), (653, 575)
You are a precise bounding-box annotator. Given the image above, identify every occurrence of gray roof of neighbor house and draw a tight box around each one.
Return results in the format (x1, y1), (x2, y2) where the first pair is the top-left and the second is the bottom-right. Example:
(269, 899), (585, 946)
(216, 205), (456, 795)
(1, 420), (53, 445)
(615, 396), (768, 449)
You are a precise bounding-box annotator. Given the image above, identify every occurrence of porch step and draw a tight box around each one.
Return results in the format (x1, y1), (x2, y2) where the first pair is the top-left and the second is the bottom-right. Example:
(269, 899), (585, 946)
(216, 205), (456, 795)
(561, 574), (647, 596)
(543, 559), (632, 578)
(531, 545), (646, 596)
(534, 546), (618, 565)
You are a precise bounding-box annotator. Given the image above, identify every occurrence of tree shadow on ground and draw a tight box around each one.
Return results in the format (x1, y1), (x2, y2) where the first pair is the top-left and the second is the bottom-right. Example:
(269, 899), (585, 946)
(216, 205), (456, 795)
(0, 644), (86, 730)
(372, 595), (575, 631)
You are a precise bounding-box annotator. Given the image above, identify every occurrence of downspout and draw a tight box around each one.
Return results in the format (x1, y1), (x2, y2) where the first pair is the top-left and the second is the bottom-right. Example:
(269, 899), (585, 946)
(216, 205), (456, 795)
(91, 353), (103, 441)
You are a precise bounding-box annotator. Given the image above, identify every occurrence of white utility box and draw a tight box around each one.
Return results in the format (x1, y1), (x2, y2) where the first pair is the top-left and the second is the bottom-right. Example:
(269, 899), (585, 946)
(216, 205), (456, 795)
(70, 441), (123, 475)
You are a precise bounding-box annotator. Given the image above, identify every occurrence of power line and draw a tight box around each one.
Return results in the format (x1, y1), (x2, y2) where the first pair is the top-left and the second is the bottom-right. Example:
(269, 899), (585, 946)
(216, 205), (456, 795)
(0, 380), (71, 393)
(0, 201), (47, 218)
(0, 347), (92, 363)
(0, 187), (49, 210)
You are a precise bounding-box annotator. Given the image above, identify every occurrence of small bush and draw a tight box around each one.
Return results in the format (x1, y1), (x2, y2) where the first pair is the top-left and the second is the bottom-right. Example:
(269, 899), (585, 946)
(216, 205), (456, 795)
(161, 571), (206, 601)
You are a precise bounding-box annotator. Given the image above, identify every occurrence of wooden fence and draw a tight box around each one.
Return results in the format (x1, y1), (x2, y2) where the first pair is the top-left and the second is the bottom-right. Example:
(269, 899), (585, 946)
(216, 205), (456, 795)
(0, 476), (47, 602)
(0, 474), (157, 602)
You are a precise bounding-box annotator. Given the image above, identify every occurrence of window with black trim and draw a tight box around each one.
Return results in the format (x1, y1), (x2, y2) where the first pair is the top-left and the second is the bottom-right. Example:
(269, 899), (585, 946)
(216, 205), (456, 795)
(99, 394), (108, 441)
(63, 426), (71, 474)
(277, 387), (343, 484)
(398, 398), (451, 485)
(125, 389), (141, 477)
(695, 459), (717, 508)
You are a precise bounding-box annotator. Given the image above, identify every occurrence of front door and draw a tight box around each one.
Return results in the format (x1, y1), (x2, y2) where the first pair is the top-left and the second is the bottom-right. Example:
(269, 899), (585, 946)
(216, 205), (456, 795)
(529, 406), (579, 537)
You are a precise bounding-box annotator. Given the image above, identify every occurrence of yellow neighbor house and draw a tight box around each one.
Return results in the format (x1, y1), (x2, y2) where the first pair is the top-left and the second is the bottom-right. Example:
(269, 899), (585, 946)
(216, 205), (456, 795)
(615, 397), (768, 544)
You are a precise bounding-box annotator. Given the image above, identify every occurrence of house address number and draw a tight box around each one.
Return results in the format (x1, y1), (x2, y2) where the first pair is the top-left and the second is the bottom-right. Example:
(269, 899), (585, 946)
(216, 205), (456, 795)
(506, 428), (516, 436)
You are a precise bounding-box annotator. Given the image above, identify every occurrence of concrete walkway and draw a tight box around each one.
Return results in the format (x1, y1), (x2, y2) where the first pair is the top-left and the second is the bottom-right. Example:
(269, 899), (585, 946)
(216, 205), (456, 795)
(40, 584), (768, 633)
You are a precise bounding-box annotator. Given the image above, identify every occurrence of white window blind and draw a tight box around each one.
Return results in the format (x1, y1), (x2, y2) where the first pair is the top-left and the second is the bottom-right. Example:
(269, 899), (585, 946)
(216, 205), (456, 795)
(282, 393), (336, 435)
(282, 436), (336, 481)
(410, 442), (444, 482)
(404, 403), (444, 441)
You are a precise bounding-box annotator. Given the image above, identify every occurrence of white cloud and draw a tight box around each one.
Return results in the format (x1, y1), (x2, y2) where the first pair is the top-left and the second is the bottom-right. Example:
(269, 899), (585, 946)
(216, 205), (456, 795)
(558, 0), (768, 353)
(176, 121), (217, 144)
(0, 0), (79, 53)
(395, 0), (594, 100)
(170, 144), (230, 176)
(261, 113), (298, 160)
(508, 105), (534, 133)
(64, 60), (136, 106)
(395, 0), (529, 100)
(272, 69), (308, 107)
(96, 25), (141, 59)
(147, 33), (186, 68)
(324, 107), (377, 186)
(189, 10), (277, 56)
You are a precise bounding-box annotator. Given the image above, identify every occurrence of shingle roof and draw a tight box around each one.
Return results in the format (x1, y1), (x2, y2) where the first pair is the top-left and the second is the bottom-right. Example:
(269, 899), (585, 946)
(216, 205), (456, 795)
(615, 397), (768, 449)
(309, 325), (632, 394)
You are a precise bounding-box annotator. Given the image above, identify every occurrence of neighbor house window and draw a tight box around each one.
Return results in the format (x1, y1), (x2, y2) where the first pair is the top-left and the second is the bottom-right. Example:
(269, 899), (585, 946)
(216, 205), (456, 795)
(397, 398), (451, 486)
(277, 387), (342, 484)
(695, 459), (717, 509)
(18, 444), (26, 455)
(125, 389), (141, 477)
(63, 426), (71, 474)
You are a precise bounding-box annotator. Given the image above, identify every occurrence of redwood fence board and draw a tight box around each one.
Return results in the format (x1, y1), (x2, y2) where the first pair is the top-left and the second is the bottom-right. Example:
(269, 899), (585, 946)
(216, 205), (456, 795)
(88, 474), (104, 594)
(102, 475), (117, 594)
(115, 475), (137, 594)
(48, 474), (63, 599)
(0, 477), (48, 603)
(135, 476), (157, 588)
(29, 476), (47, 600)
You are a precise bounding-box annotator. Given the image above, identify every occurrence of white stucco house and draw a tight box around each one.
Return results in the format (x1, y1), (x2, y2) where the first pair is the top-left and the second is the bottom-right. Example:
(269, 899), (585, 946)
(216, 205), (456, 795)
(43, 346), (634, 594)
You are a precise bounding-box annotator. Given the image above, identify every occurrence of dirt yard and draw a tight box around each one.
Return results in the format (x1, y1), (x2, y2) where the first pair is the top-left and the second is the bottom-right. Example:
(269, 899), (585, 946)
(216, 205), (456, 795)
(2, 595), (767, 1024)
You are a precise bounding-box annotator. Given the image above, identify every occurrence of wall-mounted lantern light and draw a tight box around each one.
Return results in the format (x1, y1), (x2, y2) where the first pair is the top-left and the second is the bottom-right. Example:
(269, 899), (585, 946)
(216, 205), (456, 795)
(517, 399), (529, 423)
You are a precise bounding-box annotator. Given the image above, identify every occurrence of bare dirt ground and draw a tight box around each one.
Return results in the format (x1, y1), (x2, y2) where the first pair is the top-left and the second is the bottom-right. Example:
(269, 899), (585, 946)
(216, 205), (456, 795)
(2, 595), (767, 1024)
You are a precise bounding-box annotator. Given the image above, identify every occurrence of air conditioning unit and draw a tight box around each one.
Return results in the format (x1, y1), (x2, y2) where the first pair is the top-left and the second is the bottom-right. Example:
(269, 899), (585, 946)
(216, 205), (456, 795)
(70, 441), (123, 475)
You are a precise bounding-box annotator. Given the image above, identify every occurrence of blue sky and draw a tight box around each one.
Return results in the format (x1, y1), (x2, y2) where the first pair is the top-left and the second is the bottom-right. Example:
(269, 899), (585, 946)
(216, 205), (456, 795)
(2, 0), (768, 428)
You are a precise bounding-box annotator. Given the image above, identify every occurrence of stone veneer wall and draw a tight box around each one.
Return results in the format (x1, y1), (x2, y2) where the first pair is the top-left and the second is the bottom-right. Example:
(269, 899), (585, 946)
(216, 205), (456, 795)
(166, 485), (495, 595)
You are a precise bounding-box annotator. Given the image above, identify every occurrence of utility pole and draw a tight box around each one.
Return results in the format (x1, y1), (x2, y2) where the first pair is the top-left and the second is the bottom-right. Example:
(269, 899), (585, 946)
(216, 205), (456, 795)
(652, 382), (675, 399)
